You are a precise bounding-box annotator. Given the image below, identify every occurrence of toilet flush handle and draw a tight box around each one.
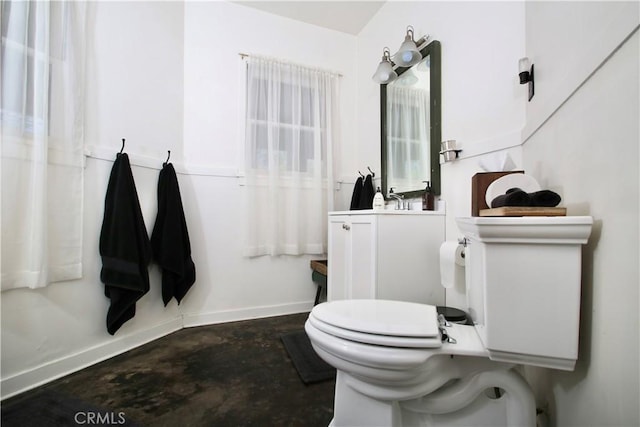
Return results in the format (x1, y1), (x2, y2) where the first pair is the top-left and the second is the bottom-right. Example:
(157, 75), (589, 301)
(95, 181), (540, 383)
(437, 314), (457, 344)
(439, 327), (457, 345)
(438, 313), (451, 328)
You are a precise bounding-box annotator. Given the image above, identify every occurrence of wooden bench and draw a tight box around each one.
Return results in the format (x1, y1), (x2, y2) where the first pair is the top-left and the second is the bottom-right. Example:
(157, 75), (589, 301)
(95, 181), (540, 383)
(309, 260), (327, 305)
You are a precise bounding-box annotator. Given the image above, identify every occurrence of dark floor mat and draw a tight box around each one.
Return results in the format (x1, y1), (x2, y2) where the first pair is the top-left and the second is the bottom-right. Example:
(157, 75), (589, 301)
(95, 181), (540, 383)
(280, 330), (336, 384)
(1, 389), (140, 427)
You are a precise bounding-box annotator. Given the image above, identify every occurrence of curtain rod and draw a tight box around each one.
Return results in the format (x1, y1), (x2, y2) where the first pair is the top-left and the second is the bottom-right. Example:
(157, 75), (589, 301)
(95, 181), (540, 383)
(238, 52), (343, 77)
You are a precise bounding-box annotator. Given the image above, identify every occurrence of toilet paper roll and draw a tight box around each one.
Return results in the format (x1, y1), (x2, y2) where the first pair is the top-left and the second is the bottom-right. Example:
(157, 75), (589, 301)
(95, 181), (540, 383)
(439, 241), (465, 289)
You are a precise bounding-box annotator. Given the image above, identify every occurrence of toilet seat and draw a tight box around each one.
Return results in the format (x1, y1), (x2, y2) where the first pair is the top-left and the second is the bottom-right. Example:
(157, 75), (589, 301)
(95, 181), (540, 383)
(309, 300), (442, 349)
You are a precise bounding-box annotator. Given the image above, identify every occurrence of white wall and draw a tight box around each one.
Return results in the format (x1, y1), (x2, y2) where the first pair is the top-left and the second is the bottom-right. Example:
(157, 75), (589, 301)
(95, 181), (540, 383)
(520, 3), (639, 426)
(522, 1), (640, 141)
(85, 1), (185, 161)
(523, 30), (639, 426)
(1, 0), (358, 398)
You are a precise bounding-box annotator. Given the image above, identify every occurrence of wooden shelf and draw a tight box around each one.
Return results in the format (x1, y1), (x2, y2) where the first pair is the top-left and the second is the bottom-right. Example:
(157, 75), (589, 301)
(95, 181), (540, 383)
(479, 207), (567, 217)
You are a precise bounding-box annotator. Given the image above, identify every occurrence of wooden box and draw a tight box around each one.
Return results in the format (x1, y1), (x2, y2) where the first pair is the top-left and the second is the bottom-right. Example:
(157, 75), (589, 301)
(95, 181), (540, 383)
(471, 171), (524, 216)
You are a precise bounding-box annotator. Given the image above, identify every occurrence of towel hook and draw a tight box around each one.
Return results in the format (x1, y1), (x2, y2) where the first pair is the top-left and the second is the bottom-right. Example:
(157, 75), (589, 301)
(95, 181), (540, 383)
(119, 138), (126, 154)
(367, 166), (375, 177)
(357, 170), (365, 179)
(163, 150), (171, 166)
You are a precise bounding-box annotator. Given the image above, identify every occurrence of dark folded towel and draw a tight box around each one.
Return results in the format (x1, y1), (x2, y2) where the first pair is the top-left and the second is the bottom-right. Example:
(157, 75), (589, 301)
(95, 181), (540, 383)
(491, 187), (562, 208)
(491, 188), (531, 208)
(530, 190), (562, 207)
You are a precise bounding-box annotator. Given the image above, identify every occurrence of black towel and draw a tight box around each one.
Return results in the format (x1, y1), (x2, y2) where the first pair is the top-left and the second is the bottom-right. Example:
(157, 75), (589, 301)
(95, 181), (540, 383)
(491, 187), (562, 208)
(530, 190), (562, 207)
(151, 163), (196, 306)
(358, 174), (375, 210)
(349, 176), (363, 210)
(99, 154), (151, 335)
(491, 187), (531, 208)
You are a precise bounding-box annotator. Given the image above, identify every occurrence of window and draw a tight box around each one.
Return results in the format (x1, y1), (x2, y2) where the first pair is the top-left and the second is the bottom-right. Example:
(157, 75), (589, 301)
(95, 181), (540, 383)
(1, 1), (68, 136)
(1, 1), (86, 290)
(243, 56), (338, 256)
(247, 80), (327, 176)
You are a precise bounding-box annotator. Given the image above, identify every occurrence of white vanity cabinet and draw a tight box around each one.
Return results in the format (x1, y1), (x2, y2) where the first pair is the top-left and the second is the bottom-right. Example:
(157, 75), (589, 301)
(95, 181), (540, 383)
(327, 211), (445, 305)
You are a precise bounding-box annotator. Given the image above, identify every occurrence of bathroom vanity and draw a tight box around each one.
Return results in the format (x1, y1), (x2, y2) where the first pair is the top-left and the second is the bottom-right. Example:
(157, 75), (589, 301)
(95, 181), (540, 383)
(327, 210), (445, 305)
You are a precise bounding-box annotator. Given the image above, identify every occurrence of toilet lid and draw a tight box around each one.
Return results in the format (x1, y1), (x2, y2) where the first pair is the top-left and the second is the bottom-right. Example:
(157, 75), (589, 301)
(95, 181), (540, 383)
(311, 299), (440, 340)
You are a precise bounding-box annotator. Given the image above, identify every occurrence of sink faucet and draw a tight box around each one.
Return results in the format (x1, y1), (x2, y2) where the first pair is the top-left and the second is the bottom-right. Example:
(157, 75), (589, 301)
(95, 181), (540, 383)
(389, 188), (404, 210)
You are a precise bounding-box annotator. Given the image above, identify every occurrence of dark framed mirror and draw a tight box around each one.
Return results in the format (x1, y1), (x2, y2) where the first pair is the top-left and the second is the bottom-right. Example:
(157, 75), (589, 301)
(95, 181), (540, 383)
(381, 40), (441, 199)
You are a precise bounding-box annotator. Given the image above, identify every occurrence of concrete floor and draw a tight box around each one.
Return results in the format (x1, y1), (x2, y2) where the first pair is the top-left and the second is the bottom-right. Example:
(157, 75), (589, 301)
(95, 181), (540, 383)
(1, 313), (336, 426)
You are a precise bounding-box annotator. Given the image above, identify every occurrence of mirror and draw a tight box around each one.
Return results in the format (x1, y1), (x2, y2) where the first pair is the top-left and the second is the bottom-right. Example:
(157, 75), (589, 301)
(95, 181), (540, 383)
(381, 40), (441, 198)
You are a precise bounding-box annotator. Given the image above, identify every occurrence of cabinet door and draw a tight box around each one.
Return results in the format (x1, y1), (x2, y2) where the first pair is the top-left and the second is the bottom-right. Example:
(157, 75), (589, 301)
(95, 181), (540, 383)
(376, 215), (445, 305)
(349, 216), (376, 299)
(327, 216), (349, 301)
(327, 214), (376, 301)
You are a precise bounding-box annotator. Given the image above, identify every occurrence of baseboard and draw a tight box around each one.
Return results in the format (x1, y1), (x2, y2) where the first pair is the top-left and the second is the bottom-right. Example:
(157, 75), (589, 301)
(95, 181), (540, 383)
(182, 301), (313, 328)
(1, 317), (183, 400)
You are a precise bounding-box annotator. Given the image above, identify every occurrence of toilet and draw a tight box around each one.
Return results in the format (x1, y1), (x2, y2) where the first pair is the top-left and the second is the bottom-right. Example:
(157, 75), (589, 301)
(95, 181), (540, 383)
(305, 216), (593, 427)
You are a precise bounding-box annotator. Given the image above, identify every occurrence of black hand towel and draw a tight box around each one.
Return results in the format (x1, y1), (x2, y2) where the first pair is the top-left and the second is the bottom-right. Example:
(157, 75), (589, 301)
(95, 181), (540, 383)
(358, 174), (375, 210)
(151, 163), (196, 306)
(491, 187), (531, 208)
(100, 153), (152, 335)
(349, 176), (363, 210)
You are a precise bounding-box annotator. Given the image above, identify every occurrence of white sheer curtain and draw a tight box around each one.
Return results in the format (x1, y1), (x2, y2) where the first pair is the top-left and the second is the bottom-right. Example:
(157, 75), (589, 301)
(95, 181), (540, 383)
(1, 1), (86, 290)
(244, 56), (338, 256)
(386, 85), (430, 193)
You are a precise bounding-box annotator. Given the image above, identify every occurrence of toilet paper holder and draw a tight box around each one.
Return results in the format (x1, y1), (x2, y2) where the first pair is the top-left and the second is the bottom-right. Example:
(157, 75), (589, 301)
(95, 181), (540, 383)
(457, 237), (468, 258)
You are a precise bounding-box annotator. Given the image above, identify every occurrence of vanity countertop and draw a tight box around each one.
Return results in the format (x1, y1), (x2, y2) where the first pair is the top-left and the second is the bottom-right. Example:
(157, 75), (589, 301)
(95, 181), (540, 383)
(330, 209), (445, 216)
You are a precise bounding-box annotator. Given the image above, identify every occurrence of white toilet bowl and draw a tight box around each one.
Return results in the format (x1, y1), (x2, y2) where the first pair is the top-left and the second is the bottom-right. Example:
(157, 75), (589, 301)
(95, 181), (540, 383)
(305, 299), (535, 427)
(306, 216), (593, 427)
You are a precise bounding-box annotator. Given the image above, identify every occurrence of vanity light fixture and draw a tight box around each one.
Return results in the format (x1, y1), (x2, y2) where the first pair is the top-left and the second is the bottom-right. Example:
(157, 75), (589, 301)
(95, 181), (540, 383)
(372, 47), (398, 84)
(373, 26), (430, 84)
(518, 57), (535, 101)
(393, 26), (428, 67)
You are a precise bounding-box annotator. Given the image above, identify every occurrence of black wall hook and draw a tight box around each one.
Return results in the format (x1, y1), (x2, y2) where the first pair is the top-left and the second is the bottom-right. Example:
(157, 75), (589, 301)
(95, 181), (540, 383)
(367, 166), (375, 177)
(119, 138), (125, 154)
(163, 150), (171, 167)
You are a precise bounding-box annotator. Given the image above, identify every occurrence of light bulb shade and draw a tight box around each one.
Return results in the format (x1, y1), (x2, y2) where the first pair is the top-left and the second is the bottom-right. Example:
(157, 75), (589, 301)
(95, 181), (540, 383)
(518, 57), (531, 73)
(394, 38), (422, 67)
(518, 57), (532, 84)
(372, 59), (397, 84)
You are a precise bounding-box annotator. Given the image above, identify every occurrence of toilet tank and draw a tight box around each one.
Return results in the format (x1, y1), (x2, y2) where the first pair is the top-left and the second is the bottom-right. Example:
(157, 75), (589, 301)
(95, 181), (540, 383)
(455, 216), (593, 371)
